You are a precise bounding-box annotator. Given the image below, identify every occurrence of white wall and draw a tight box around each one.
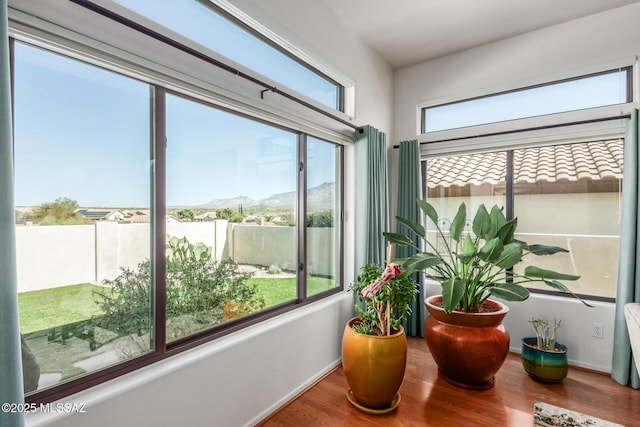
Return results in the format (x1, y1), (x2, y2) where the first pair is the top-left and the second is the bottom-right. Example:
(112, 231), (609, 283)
(393, 4), (640, 373)
(16, 225), (96, 291)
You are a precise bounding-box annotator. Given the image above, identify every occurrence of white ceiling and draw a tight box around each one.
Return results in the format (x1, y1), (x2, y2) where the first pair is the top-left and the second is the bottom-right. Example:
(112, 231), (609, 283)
(321, 0), (640, 69)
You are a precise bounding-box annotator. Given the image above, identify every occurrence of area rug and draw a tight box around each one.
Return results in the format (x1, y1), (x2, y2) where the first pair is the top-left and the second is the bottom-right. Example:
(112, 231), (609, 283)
(533, 402), (623, 427)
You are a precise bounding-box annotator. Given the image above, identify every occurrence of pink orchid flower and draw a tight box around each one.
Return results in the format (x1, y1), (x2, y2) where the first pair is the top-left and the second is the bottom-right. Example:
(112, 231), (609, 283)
(382, 263), (401, 282)
(361, 279), (383, 297)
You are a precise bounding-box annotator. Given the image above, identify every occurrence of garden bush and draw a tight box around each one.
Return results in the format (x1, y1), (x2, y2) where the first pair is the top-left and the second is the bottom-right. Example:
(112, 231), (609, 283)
(94, 236), (265, 339)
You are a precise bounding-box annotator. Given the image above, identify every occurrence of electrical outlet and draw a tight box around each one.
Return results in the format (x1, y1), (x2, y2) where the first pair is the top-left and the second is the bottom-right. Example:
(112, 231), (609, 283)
(592, 322), (604, 338)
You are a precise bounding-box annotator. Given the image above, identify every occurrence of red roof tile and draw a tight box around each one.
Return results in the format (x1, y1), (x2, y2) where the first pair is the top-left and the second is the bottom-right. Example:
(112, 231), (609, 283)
(426, 140), (622, 188)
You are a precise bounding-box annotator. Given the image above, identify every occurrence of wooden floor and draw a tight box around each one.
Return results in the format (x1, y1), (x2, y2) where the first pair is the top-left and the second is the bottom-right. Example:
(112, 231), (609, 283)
(260, 337), (640, 427)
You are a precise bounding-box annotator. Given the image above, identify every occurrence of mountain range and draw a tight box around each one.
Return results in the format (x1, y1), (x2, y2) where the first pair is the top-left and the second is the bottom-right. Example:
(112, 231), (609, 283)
(195, 182), (335, 210)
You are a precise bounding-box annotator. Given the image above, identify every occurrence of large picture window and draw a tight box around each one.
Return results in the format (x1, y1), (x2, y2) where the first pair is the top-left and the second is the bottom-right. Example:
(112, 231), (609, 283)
(14, 42), (153, 394)
(424, 139), (623, 299)
(12, 39), (344, 402)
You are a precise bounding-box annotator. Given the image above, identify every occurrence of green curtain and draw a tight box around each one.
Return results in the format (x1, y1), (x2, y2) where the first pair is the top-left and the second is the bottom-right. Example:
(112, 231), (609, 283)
(612, 109), (640, 389)
(0, 1), (27, 425)
(395, 140), (425, 337)
(354, 125), (389, 271)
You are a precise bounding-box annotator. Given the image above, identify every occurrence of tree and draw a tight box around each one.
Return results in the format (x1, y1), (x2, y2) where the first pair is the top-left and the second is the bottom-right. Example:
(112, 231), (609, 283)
(31, 197), (87, 225)
(177, 209), (195, 221)
(216, 208), (244, 223)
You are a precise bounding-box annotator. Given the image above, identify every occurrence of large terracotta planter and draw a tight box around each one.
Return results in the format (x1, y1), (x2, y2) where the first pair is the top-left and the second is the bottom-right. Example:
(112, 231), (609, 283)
(521, 337), (568, 383)
(424, 295), (510, 389)
(342, 317), (407, 411)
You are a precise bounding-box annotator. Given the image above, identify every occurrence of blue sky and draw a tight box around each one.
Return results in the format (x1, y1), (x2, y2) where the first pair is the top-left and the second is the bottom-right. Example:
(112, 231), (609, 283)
(115, 0), (338, 108)
(13, 42), (336, 208)
(425, 71), (628, 132)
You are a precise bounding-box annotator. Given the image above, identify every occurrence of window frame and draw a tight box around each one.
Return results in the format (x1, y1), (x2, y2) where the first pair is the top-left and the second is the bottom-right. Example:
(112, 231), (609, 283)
(418, 64), (636, 303)
(11, 34), (345, 404)
(207, 0), (346, 111)
(72, 0), (349, 114)
(421, 138), (623, 304)
(420, 67), (633, 135)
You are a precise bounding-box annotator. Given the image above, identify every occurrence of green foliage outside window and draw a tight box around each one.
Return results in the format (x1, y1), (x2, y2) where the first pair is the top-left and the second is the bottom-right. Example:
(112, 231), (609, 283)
(216, 207), (245, 223)
(31, 197), (87, 225)
(177, 209), (195, 221)
(94, 236), (265, 340)
(306, 210), (333, 227)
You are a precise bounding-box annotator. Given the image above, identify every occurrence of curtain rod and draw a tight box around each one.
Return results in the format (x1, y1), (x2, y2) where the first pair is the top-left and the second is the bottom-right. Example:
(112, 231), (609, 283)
(70, 0), (362, 132)
(393, 114), (631, 148)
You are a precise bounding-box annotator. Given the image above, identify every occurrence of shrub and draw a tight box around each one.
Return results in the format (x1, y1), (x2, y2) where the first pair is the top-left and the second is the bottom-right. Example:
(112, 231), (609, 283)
(306, 210), (333, 227)
(94, 237), (265, 339)
(267, 264), (282, 274)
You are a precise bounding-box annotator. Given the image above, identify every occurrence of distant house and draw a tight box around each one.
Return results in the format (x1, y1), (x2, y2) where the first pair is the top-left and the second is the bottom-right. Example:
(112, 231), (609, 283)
(77, 209), (125, 222)
(167, 215), (181, 224)
(14, 207), (33, 225)
(122, 210), (150, 223)
(194, 212), (217, 222)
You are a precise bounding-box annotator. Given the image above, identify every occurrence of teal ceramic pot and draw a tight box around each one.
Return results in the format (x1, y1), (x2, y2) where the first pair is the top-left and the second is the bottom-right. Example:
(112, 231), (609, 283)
(521, 337), (568, 383)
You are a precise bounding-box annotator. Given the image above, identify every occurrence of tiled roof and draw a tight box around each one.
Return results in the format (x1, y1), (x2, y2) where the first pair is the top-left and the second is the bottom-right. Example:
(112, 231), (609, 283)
(426, 140), (622, 188)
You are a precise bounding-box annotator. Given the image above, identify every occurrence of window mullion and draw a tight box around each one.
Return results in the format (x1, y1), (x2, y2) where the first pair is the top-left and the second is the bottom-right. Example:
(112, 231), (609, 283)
(506, 150), (514, 221)
(152, 86), (167, 353)
(297, 133), (307, 301)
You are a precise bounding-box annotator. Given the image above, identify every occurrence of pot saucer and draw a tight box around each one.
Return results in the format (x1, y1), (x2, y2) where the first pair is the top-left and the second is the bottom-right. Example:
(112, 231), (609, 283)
(345, 389), (401, 414)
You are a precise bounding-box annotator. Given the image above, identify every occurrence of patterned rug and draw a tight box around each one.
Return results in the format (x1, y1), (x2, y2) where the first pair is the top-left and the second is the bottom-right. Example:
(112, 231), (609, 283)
(534, 402), (623, 427)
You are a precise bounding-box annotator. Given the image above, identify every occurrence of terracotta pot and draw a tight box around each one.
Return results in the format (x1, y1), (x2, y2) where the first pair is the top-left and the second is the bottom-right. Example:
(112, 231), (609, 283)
(342, 317), (407, 409)
(424, 295), (510, 389)
(521, 337), (568, 383)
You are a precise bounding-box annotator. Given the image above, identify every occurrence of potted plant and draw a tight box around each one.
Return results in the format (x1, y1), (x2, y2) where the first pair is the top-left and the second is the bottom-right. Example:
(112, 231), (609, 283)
(522, 318), (568, 383)
(342, 246), (417, 413)
(384, 201), (588, 389)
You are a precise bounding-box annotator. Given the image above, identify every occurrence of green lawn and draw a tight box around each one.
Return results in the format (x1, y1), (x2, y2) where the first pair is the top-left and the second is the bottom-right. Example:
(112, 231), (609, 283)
(18, 277), (336, 334)
(18, 283), (104, 334)
(249, 276), (335, 307)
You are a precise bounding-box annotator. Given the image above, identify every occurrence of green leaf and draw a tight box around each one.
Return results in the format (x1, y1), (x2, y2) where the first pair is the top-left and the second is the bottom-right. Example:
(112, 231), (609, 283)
(457, 234), (476, 265)
(488, 205), (507, 240)
(396, 216), (425, 239)
(527, 244), (570, 256)
(478, 237), (503, 263)
(489, 283), (530, 301)
(543, 279), (571, 292)
(450, 203), (466, 242)
(383, 232), (415, 247)
(497, 218), (518, 245)
(524, 266), (580, 281)
(494, 242), (523, 269)
(543, 280), (593, 307)
(417, 199), (438, 226)
(472, 204), (491, 238)
(456, 253), (475, 264)
(441, 277), (465, 313)
(403, 253), (443, 271)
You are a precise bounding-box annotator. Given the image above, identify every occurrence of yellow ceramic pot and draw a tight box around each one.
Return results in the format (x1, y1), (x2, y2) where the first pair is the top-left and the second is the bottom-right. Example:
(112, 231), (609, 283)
(341, 317), (407, 409)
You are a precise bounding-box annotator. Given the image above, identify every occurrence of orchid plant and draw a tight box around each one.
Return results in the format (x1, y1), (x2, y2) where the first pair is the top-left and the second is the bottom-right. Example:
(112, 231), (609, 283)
(349, 246), (418, 336)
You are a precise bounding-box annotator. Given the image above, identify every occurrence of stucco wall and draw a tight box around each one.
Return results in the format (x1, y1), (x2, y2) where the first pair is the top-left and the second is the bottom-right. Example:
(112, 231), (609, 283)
(17, 221), (338, 292)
